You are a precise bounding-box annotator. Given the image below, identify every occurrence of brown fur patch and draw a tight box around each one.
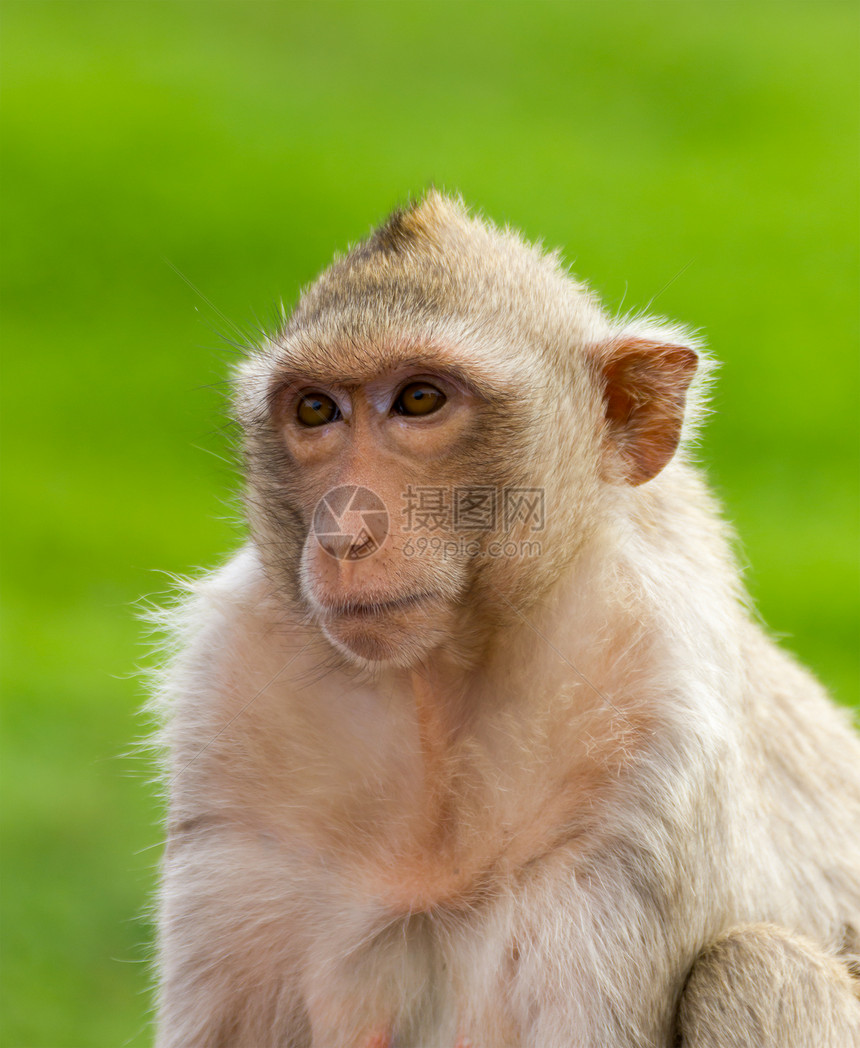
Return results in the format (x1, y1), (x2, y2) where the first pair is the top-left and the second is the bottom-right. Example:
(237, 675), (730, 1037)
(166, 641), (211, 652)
(369, 206), (417, 255)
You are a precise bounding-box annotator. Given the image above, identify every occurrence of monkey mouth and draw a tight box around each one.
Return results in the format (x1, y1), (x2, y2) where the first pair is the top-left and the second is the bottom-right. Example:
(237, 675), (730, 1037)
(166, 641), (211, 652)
(320, 591), (436, 620)
(313, 590), (449, 665)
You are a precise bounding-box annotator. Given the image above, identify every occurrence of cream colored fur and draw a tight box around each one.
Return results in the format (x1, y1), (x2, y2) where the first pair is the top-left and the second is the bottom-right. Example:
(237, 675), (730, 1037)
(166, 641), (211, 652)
(150, 194), (860, 1047)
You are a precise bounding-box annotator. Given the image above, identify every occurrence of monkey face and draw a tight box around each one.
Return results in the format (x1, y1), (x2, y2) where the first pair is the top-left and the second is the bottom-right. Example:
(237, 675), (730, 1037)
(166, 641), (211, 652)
(266, 366), (487, 667)
(235, 194), (701, 669)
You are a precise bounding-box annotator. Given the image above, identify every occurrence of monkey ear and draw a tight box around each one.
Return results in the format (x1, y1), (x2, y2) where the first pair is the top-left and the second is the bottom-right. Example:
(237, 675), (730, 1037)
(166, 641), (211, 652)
(599, 337), (698, 486)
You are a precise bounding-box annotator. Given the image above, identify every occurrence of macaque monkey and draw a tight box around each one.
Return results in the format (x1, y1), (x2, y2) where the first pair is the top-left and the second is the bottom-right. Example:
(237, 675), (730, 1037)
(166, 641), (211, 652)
(151, 193), (860, 1047)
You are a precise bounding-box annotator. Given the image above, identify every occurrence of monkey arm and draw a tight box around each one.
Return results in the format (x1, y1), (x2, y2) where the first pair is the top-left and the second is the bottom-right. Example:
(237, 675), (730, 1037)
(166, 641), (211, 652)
(154, 825), (312, 1048)
(676, 924), (860, 1048)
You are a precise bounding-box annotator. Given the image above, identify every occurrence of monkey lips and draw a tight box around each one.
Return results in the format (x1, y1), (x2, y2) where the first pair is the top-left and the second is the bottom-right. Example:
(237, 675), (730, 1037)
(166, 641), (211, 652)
(313, 589), (444, 665)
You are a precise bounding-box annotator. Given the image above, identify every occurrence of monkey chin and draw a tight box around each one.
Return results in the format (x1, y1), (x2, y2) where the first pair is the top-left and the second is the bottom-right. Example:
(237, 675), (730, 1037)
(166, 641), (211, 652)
(318, 603), (449, 669)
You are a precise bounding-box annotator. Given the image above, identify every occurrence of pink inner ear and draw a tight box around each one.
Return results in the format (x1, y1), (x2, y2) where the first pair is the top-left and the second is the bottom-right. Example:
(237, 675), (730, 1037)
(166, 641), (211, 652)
(601, 338), (698, 486)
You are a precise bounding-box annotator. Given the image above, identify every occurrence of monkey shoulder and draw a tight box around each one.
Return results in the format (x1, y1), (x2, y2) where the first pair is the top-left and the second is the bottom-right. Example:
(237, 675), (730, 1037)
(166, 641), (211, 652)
(157, 546), (320, 802)
(160, 544), (313, 706)
(739, 622), (860, 782)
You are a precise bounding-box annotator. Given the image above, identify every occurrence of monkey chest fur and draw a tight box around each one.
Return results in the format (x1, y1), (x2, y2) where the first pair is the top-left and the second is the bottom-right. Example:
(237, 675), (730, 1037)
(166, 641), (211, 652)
(167, 669), (647, 1047)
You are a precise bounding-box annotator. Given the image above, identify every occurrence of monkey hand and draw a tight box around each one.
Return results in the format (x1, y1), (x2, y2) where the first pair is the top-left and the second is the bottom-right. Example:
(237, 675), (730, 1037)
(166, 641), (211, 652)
(677, 924), (860, 1048)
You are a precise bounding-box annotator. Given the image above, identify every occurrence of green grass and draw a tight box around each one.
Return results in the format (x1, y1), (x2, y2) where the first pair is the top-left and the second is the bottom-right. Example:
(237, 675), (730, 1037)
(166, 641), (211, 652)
(1, 2), (857, 1044)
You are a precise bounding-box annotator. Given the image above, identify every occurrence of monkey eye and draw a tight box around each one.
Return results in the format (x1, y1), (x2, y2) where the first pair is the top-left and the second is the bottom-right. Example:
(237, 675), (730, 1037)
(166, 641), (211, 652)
(393, 382), (447, 417)
(296, 391), (340, 427)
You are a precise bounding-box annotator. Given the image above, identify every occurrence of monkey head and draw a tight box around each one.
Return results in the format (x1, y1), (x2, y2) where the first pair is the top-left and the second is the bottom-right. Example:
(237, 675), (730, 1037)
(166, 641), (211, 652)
(235, 193), (700, 668)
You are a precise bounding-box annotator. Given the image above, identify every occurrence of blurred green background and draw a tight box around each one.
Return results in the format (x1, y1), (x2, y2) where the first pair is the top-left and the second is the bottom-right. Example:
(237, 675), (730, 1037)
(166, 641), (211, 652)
(1, 1), (857, 1044)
